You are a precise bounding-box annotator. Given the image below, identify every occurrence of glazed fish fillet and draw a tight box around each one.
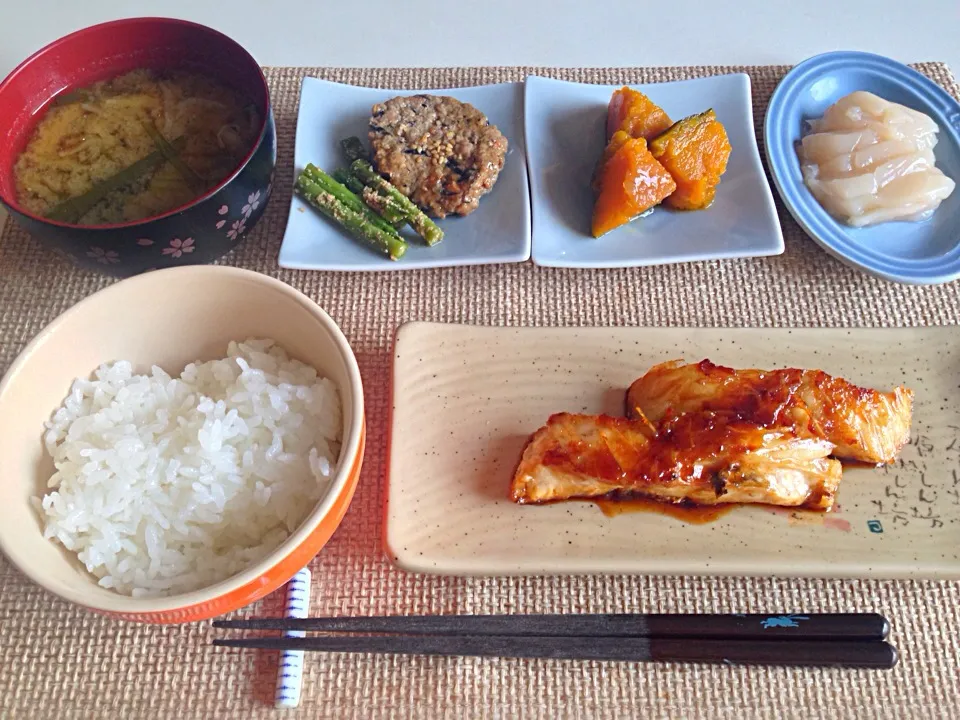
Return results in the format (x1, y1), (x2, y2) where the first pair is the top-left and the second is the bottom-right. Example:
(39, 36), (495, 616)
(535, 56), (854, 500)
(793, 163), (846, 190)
(626, 360), (913, 465)
(510, 412), (842, 510)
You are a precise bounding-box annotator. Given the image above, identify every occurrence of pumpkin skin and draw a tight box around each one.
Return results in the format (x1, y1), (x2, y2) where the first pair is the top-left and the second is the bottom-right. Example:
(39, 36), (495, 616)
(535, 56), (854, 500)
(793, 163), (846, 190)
(649, 109), (731, 211)
(591, 136), (677, 238)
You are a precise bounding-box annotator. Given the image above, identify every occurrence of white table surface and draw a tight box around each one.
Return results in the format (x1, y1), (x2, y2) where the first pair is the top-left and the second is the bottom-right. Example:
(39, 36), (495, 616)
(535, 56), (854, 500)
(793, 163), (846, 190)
(1, 0), (958, 234)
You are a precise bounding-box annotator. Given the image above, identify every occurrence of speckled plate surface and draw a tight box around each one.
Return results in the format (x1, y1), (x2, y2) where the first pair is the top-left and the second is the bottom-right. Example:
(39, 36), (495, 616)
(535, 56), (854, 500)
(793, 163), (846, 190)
(386, 322), (960, 579)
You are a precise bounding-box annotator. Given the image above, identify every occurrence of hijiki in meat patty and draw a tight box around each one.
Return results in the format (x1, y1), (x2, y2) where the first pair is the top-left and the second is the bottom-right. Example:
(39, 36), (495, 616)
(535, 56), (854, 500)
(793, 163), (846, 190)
(368, 95), (508, 218)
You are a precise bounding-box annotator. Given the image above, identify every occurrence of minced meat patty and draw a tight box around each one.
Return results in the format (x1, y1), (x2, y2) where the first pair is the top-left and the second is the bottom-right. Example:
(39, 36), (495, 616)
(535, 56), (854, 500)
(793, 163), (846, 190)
(368, 95), (508, 218)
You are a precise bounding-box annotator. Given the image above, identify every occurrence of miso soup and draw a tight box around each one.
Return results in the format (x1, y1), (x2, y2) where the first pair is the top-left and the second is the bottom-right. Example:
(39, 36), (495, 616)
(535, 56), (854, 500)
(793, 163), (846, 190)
(14, 69), (259, 225)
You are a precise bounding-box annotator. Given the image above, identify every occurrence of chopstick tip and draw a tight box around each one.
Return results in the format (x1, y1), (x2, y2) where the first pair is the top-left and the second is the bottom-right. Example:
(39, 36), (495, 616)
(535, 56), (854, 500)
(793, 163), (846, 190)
(885, 643), (899, 669)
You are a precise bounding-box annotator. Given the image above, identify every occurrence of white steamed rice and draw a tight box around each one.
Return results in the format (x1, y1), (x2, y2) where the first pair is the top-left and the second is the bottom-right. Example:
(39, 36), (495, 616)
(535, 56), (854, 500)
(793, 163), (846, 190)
(34, 338), (342, 598)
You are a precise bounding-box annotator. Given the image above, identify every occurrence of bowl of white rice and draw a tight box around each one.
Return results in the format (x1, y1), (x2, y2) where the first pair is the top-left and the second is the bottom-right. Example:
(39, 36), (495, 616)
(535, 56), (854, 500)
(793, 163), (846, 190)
(0, 266), (365, 623)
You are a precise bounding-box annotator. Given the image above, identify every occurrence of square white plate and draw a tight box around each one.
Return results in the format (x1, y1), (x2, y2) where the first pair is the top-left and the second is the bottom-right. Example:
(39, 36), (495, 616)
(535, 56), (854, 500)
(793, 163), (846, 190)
(278, 78), (531, 271)
(524, 74), (785, 268)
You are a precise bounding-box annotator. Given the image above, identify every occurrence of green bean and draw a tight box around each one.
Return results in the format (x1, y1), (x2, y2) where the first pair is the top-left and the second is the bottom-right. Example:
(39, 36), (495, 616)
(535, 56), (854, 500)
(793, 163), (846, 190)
(331, 167), (405, 225)
(350, 159), (444, 246)
(45, 137), (186, 224)
(52, 89), (92, 107)
(302, 164), (400, 237)
(340, 136), (369, 162)
(143, 120), (204, 194)
(332, 167), (366, 195)
(295, 173), (407, 260)
(361, 186), (409, 225)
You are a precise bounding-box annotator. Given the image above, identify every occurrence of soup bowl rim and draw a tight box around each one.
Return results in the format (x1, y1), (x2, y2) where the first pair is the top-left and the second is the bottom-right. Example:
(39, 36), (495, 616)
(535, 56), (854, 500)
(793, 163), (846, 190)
(0, 16), (272, 231)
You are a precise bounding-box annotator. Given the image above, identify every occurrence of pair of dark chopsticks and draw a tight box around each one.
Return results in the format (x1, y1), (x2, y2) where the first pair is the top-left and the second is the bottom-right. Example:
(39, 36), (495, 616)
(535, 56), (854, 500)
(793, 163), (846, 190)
(213, 612), (897, 668)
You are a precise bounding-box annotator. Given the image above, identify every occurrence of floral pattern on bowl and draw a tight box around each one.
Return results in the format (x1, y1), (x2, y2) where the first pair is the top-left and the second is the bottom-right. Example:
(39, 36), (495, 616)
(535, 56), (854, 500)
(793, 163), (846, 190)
(0, 15), (281, 279)
(161, 238), (195, 258)
(86, 247), (121, 265)
(3, 113), (277, 278)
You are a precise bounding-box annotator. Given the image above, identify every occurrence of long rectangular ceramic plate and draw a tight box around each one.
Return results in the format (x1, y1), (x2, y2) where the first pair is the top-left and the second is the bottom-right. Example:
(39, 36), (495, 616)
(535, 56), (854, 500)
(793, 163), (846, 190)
(386, 322), (960, 579)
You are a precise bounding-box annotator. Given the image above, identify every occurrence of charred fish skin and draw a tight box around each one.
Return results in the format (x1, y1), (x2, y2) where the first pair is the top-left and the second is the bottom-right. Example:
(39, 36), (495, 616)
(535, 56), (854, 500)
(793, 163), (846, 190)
(510, 412), (842, 510)
(626, 359), (913, 465)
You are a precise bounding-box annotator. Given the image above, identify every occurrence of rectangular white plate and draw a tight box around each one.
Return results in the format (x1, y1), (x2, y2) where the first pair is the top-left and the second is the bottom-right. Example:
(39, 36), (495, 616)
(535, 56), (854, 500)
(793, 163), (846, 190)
(279, 78), (531, 271)
(386, 323), (960, 579)
(524, 74), (785, 268)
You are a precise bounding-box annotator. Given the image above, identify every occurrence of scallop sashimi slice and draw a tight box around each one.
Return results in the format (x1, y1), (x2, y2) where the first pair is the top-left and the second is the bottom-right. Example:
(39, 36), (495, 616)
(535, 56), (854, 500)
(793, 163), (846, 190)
(808, 91), (940, 143)
(839, 91), (939, 133)
(798, 91), (955, 227)
(799, 130), (879, 165)
(852, 170), (956, 226)
(815, 150), (936, 185)
(804, 171), (878, 204)
(871, 152), (938, 188)
(809, 114), (936, 144)
(807, 168), (955, 226)
(812, 144), (934, 179)
(850, 142), (937, 174)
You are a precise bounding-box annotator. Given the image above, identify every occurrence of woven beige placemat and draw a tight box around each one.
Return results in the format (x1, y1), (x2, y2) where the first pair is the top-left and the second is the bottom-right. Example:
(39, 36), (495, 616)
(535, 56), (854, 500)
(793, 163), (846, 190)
(1, 64), (959, 720)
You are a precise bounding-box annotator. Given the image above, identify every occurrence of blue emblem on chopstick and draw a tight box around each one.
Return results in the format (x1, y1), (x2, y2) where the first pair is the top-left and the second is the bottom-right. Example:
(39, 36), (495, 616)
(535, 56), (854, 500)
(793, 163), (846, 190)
(761, 614), (809, 629)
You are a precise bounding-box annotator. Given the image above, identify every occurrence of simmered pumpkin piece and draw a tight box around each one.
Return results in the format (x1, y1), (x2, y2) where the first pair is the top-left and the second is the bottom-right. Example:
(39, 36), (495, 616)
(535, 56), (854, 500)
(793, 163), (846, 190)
(649, 109), (731, 210)
(591, 137), (677, 238)
(606, 87), (673, 142)
(591, 129), (632, 193)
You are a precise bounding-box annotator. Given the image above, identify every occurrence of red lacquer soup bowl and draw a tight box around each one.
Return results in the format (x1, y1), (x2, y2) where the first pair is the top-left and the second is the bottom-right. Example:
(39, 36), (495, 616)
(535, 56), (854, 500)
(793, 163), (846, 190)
(0, 18), (277, 277)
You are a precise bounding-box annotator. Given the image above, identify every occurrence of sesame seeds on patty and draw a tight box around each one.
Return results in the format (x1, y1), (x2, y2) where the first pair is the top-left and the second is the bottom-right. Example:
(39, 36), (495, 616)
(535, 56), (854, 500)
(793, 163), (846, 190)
(369, 95), (508, 218)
